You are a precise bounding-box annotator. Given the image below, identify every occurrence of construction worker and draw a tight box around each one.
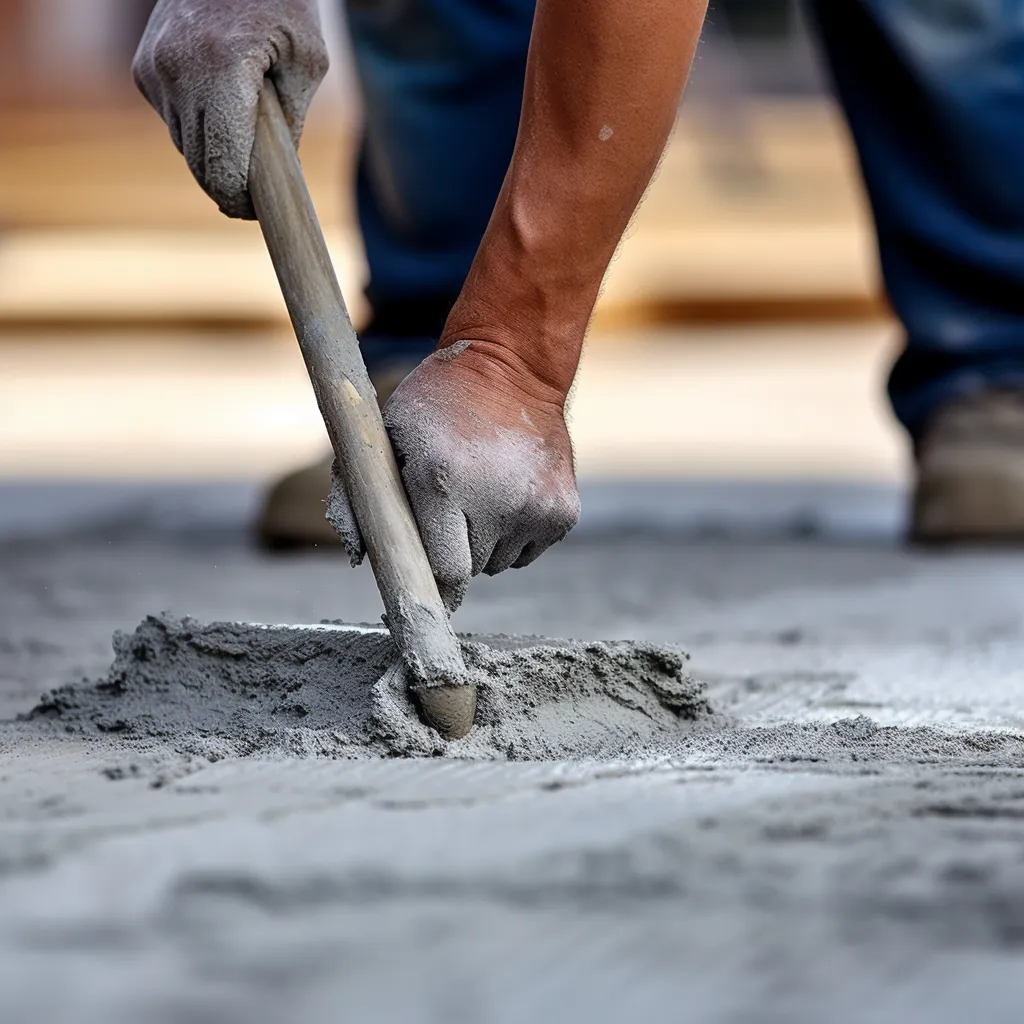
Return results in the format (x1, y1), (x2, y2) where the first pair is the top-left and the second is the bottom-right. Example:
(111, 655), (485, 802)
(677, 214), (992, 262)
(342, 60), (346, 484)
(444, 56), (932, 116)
(134, 0), (1024, 611)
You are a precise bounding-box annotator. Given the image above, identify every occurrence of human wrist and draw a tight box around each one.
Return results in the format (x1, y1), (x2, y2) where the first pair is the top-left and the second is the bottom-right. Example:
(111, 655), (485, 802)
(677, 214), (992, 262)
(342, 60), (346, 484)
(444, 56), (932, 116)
(440, 207), (599, 402)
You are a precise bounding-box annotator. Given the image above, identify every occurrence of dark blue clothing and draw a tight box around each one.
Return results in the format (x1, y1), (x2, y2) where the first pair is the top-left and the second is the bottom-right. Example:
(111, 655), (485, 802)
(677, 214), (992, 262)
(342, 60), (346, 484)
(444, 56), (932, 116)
(346, 0), (532, 369)
(809, 0), (1024, 435)
(348, 0), (1024, 436)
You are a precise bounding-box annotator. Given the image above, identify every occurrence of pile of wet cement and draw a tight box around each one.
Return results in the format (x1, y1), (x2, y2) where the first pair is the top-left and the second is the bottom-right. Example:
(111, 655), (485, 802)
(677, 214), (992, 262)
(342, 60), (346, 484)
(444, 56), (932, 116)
(24, 614), (710, 760)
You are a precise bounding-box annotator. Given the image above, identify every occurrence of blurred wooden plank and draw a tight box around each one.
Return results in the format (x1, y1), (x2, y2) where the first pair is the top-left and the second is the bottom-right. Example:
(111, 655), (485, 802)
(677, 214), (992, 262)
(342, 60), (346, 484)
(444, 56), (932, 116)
(0, 219), (883, 334)
(0, 98), (884, 330)
(0, 322), (906, 481)
(0, 229), (369, 331)
(0, 101), (354, 230)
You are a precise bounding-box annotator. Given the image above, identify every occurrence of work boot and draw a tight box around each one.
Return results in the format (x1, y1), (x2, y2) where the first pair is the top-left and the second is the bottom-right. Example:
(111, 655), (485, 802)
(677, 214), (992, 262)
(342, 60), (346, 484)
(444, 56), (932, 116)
(257, 329), (439, 550)
(912, 388), (1024, 543)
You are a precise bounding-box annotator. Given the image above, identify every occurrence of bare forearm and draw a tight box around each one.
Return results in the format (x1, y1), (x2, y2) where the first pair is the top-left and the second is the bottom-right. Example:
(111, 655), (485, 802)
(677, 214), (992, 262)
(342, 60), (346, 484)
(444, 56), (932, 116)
(442, 0), (707, 398)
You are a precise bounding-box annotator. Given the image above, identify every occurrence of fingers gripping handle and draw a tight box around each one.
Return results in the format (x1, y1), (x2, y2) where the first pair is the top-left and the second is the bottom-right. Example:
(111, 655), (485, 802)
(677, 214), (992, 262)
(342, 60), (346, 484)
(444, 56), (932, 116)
(247, 80), (475, 739)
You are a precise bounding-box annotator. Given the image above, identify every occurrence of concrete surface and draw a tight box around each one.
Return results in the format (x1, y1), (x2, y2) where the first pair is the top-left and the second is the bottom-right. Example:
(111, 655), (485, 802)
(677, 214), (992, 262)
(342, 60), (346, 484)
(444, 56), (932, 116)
(1, 481), (1023, 1023)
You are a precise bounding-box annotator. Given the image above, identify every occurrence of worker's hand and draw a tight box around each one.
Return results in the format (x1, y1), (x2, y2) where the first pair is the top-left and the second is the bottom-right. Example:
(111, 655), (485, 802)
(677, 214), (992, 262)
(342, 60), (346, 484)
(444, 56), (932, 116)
(327, 341), (580, 611)
(132, 0), (328, 219)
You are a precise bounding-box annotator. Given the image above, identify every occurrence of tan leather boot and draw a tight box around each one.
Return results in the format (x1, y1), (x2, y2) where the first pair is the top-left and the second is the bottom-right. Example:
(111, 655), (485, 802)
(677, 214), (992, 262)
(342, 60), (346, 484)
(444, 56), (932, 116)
(912, 389), (1024, 543)
(256, 363), (416, 550)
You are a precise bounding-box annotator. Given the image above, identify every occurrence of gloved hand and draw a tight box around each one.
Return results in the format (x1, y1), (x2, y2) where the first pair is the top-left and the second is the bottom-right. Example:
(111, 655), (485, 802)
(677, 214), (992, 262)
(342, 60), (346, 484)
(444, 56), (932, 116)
(326, 340), (581, 611)
(132, 0), (329, 219)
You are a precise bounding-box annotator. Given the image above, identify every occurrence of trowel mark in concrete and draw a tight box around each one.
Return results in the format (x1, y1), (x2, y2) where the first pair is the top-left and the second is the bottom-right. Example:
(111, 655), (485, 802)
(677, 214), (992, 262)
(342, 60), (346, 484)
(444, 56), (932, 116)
(22, 614), (709, 761)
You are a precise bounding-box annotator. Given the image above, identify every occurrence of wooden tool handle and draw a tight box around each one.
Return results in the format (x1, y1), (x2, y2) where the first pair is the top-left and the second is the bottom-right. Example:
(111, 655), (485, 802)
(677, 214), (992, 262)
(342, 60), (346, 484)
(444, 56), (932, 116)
(248, 80), (475, 739)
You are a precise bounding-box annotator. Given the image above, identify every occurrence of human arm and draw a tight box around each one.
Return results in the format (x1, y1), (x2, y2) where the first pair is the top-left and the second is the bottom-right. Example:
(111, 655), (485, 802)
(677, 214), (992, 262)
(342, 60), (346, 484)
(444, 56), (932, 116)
(442, 0), (708, 397)
(348, 0), (709, 608)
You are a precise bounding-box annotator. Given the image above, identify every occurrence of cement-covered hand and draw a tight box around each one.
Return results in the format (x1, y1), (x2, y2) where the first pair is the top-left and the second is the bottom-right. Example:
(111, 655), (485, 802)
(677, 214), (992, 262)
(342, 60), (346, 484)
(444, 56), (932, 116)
(132, 0), (328, 219)
(327, 341), (580, 611)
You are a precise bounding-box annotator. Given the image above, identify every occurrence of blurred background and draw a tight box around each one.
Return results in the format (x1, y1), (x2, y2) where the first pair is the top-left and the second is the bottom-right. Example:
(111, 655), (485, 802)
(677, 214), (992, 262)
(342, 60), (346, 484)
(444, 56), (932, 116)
(0, 0), (907, 494)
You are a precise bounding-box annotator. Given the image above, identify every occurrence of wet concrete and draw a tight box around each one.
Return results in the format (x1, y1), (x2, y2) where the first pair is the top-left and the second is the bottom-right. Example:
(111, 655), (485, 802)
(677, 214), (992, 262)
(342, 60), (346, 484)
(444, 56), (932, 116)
(0, 481), (1022, 1023)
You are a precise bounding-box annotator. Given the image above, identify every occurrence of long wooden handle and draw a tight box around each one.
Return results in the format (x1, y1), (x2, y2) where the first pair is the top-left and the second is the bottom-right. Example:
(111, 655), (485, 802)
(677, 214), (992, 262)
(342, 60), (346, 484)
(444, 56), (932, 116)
(248, 80), (475, 739)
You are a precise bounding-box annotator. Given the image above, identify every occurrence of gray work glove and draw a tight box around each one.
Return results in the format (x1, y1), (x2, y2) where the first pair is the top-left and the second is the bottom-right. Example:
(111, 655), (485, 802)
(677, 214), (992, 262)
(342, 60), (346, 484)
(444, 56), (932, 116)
(326, 341), (581, 611)
(132, 0), (329, 219)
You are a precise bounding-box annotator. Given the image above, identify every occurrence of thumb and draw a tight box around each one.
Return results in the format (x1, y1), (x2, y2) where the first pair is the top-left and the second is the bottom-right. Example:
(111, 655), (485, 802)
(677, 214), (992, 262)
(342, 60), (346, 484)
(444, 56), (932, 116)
(324, 459), (365, 567)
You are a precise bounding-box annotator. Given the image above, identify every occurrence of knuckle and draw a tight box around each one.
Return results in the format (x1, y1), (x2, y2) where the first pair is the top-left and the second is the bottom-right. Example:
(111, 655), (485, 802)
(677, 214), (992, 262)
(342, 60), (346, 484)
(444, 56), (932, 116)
(195, 31), (239, 68)
(536, 487), (580, 535)
(536, 503), (578, 546)
(151, 41), (184, 82)
(557, 492), (582, 532)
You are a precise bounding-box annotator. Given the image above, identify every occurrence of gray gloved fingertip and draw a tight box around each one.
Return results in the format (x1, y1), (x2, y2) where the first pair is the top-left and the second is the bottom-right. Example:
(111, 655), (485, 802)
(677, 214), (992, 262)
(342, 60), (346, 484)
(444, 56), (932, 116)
(438, 581), (466, 614)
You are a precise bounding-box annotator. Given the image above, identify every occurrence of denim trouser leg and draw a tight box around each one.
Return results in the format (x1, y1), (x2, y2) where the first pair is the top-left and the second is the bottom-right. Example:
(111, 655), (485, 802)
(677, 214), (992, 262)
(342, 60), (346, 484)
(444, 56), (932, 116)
(345, 0), (535, 360)
(807, 0), (1024, 438)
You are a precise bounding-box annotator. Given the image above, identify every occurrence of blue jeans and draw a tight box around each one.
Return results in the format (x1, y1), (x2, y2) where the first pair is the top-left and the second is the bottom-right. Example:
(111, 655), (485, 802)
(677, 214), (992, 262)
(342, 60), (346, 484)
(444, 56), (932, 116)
(347, 0), (1024, 437)
(346, 0), (533, 367)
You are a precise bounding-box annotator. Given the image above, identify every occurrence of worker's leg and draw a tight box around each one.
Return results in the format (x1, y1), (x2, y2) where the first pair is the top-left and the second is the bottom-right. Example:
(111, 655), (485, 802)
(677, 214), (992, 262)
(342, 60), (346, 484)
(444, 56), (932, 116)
(807, 0), (1024, 538)
(259, 0), (535, 547)
(808, 0), (1024, 433)
(347, 0), (535, 377)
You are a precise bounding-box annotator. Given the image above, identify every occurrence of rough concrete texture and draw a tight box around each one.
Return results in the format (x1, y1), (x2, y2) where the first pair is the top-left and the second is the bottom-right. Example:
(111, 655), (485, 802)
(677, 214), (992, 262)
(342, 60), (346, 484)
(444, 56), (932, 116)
(2, 482), (1024, 1024)
(24, 615), (706, 760)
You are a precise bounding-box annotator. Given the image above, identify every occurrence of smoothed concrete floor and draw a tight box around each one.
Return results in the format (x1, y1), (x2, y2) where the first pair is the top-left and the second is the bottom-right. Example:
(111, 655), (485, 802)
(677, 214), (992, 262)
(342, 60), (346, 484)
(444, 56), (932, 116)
(1, 482), (1022, 1024)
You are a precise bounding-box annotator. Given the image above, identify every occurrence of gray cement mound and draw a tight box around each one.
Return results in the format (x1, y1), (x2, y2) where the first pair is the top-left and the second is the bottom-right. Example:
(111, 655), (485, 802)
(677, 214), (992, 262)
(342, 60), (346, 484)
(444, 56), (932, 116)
(23, 614), (709, 760)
